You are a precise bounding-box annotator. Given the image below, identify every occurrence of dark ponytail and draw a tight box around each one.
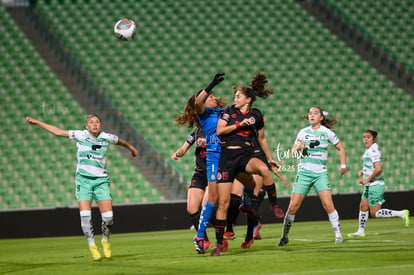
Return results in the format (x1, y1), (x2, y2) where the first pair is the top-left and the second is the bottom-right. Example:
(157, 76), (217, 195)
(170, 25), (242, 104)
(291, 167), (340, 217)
(232, 72), (273, 104)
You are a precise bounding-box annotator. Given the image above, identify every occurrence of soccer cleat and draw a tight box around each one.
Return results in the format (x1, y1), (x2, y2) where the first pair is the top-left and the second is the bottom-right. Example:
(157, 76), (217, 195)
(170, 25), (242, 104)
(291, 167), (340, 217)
(193, 237), (205, 254)
(204, 240), (212, 251)
(335, 237), (343, 244)
(101, 239), (111, 258)
(271, 205), (285, 219)
(223, 231), (236, 240)
(89, 245), (102, 261)
(253, 223), (262, 240)
(347, 232), (366, 238)
(221, 240), (228, 252)
(402, 209), (410, 227)
(210, 242), (227, 256)
(253, 233), (262, 240)
(277, 237), (289, 247)
(241, 238), (254, 249)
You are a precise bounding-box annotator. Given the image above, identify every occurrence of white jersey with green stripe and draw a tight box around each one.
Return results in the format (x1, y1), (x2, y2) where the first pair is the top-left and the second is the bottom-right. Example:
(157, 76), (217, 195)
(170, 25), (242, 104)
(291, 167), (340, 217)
(295, 125), (339, 173)
(68, 130), (119, 177)
(362, 142), (384, 186)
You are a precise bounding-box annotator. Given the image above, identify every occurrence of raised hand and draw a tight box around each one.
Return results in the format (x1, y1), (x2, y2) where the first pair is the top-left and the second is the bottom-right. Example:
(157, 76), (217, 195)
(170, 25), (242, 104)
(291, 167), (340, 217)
(204, 72), (225, 93)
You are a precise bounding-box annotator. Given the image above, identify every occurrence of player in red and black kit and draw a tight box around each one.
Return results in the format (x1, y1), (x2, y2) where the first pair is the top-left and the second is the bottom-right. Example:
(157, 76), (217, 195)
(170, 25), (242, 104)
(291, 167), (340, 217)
(225, 118), (291, 242)
(212, 72), (285, 255)
(172, 127), (214, 251)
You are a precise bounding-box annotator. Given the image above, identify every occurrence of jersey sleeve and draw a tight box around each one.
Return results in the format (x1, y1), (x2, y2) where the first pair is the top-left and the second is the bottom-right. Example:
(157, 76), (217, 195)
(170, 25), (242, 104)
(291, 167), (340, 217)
(186, 129), (196, 145)
(368, 146), (381, 163)
(254, 110), (264, 130)
(101, 132), (119, 144)
(219, 108), (231, 123)
(294, 129), (305, 145)
(328, 129), (340, 145)
(68, 130), (84, 141)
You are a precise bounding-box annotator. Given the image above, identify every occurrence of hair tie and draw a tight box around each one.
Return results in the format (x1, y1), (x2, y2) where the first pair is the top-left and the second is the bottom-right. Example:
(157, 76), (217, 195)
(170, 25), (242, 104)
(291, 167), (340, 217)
(322, 111), (329, 116)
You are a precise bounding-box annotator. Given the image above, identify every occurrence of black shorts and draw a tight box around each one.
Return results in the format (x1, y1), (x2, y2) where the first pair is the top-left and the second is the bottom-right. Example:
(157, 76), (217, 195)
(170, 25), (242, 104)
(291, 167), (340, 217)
(218, 147), (255, 183)
(254, 150), (271, 169)
(189, 170), (208, 190)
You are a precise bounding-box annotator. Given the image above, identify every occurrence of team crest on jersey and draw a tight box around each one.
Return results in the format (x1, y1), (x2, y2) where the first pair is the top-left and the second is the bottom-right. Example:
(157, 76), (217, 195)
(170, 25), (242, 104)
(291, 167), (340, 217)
(222, 113), (230, 120)
(187, 135), (195, 143)
(248, 117), (256, 125)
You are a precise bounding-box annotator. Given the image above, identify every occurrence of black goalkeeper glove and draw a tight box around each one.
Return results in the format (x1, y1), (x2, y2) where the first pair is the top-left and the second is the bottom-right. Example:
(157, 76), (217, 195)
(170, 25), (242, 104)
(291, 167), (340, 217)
(204, 72), (225, 93)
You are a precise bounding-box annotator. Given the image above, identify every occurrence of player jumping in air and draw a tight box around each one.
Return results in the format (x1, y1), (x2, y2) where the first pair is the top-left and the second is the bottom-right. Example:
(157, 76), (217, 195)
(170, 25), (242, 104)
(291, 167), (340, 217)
(26, 114), (137, 260)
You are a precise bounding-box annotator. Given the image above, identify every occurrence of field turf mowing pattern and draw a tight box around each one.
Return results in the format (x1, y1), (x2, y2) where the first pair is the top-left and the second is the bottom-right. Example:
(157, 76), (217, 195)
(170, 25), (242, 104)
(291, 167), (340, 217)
(1, 218), (413, 274)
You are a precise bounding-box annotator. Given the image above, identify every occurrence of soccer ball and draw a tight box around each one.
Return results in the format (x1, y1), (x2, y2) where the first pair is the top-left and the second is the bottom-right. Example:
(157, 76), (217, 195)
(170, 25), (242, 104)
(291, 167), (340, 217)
(114, 19), (136, 41)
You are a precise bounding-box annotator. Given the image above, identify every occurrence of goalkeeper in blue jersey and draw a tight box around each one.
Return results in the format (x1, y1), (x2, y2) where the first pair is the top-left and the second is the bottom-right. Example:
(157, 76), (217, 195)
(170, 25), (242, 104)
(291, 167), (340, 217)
(26, 114), (137, 261)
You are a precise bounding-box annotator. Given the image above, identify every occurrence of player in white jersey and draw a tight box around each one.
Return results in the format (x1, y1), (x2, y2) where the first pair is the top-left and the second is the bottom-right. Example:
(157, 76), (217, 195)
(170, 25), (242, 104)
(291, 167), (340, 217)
(26, 114), (138, 260)
(348, 130), (410, 238)
(278, 106), (348, 246)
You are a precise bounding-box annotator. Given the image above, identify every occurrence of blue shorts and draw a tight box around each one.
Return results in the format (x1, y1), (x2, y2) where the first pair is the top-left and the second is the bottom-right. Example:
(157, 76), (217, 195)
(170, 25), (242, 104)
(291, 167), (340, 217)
(206, 150), (220, 183)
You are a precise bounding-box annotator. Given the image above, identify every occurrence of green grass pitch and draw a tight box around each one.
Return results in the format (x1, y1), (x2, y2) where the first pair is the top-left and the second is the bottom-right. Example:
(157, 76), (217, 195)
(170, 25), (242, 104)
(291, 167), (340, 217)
(1, 218), (413, 274)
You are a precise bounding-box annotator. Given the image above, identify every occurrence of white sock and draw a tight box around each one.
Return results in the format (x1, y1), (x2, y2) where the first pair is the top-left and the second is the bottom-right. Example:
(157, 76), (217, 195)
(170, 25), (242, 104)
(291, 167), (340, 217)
(80, 210), (95, 246)
(281, 214), (295, 238)
(375, 208), (403, 218)
(328, 210), (342, 238)
(101, 211), (113, 242)
(358, 210), (369, 233)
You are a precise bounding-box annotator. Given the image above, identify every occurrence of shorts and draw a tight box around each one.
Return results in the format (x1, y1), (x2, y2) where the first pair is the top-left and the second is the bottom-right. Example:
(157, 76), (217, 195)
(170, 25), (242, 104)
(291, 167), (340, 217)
(75, 173), (112, 202)
(292, 168), (330, 195)
(361, 184), (385, 207)
(218, 147), (255, 183)
(206, 150), (220, 183)
(189, 170), (208, 190)
(255, 150), (271, 169)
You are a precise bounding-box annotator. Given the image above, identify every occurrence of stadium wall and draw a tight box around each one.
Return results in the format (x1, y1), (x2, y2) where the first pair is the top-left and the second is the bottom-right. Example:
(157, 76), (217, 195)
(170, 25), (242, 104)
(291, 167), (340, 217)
(1, 191), (413, 238)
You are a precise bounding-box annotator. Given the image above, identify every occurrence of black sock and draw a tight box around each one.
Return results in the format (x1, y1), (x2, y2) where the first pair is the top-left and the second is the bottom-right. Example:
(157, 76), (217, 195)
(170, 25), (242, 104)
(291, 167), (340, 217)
(264, 183), (278, 206)
(215, 219), (226, 245)
(190, 211), (201, 230)
(257, 188), (265, 208)
(226, 194), (241, 232)
(245, 216), (256, 242)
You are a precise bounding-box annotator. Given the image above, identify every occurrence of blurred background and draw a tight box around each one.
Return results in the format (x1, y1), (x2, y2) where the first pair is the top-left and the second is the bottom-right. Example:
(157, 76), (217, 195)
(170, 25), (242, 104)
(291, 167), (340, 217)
(1, 0), (413, 212)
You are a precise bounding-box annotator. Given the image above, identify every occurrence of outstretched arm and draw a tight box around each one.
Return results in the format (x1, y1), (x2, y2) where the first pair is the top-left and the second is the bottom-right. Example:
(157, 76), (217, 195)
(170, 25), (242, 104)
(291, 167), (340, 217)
(195, 73), (225, 115)
(117, 138), (138, 157)
(25, 116), (68, 137)
(194, 90), (209, 115)
(272, 168), (291, 187)
(171, 141), (192, 160)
